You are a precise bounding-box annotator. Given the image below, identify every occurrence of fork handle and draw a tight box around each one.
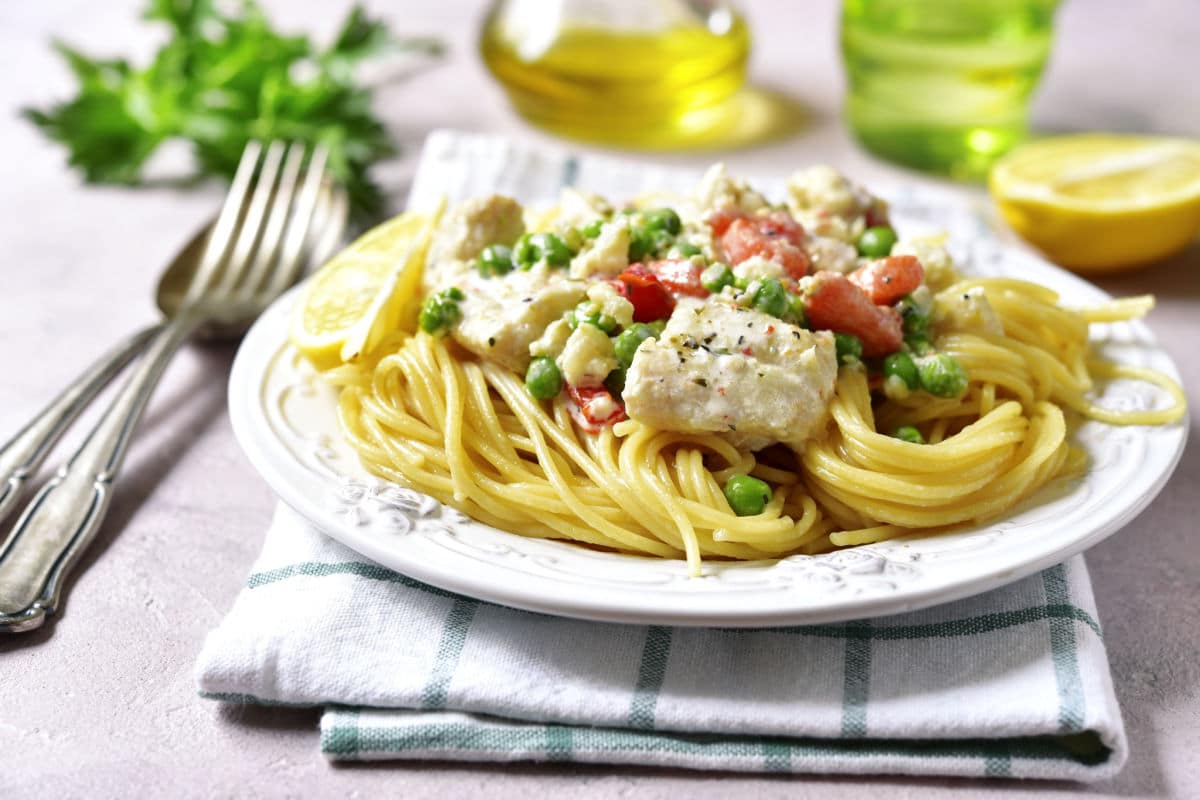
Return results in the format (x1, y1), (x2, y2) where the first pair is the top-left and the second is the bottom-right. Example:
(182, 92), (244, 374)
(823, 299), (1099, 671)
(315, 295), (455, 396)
(0, 324), (162, 523)
(0, 313), (200, 633)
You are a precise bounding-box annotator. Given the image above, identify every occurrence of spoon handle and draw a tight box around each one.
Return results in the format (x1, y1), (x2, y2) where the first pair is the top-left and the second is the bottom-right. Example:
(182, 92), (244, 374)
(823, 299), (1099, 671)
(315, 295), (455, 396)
(0, 315), (197, 633)
(0, 325), (161, 523)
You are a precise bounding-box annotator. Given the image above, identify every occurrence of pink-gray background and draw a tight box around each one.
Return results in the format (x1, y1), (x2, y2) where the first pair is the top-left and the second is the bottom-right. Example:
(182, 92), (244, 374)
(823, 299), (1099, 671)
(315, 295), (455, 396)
(2, 1), (1197, 796)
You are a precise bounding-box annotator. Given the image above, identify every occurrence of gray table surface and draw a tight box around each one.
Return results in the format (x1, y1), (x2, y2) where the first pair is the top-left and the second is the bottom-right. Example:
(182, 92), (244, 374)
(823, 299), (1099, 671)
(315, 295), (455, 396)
(2, 1), (1197, 797)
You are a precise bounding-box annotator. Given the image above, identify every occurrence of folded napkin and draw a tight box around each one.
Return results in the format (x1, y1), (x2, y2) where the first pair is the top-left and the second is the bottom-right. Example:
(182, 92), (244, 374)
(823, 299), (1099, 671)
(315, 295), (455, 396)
(197, 506), (1125, 780)
(196, 131), (1127, 780)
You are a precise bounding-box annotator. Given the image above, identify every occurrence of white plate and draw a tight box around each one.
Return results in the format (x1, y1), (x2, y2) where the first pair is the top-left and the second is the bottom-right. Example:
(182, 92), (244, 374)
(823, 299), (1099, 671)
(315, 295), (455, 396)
(228, 220), (1186, 628)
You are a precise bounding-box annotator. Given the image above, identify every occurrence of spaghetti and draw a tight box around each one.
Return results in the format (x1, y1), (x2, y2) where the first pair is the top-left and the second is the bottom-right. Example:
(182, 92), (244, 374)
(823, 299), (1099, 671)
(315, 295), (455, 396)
(312, 170), (1186, 575)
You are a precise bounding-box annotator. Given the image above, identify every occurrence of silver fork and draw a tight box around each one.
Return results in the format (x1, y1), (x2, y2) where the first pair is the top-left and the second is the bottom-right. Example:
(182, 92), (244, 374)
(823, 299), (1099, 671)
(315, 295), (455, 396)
(0, 141), (346, 633)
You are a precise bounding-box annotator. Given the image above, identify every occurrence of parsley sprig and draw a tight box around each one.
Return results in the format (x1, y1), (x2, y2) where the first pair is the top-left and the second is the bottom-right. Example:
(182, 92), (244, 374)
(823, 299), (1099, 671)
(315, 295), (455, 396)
(23, 0), (441, 221)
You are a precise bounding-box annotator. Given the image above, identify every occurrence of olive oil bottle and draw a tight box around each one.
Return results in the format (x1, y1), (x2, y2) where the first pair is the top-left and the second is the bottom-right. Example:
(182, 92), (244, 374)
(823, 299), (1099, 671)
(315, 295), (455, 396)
(480, 0), (751, 149)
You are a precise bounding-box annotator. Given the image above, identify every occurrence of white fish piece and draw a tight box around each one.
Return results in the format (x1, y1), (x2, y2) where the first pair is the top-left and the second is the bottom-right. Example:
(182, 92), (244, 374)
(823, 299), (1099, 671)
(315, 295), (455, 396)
(426, 194), (525, 291)
(623, 301), (838, 451)
(453, 265), (587, 373)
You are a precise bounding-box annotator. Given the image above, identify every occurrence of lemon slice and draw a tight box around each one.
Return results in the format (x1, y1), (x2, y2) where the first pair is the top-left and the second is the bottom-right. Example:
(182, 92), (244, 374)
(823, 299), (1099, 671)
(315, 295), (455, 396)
(291, 204), (443, 370)
(990, 134), (1200, 272)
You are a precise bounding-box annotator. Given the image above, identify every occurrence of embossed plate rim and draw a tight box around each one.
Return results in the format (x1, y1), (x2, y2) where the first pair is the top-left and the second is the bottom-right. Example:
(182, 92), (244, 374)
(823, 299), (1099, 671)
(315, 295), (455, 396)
(228, 216), (1187, 627)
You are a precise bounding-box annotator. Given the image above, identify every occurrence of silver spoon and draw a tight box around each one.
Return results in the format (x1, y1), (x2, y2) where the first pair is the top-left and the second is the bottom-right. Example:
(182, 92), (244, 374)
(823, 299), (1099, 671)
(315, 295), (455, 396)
(0, 140), (347, 633)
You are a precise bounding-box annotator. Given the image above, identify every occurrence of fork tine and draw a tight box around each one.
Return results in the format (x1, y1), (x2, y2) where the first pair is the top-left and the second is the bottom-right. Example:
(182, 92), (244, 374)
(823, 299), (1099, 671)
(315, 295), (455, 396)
(183, 141), (262, 307)
(264, 144), (331, 298)
(309, 186), (350, 270)
(216, 140), (286, 296)
(237, 142), (307, 302)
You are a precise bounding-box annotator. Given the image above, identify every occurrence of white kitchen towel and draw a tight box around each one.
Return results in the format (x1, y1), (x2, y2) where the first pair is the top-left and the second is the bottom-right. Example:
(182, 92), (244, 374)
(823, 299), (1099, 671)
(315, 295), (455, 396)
(195, 131), (1127, 780)
(196, 505), (1125, 780)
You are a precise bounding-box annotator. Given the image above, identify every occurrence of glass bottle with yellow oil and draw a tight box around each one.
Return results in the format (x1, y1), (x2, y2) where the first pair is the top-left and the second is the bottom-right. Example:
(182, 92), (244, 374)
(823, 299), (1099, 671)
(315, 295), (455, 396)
(480, 0), (751, 149)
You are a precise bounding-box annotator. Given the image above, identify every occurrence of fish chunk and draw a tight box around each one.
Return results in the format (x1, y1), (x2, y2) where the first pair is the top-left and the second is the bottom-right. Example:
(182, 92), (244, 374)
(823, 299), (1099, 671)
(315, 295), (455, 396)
(623, 301), (837, 451)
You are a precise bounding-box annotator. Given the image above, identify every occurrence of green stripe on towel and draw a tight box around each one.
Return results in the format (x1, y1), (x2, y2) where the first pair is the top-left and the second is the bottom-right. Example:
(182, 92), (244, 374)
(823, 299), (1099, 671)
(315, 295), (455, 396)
(323, 709), (360, 756)
(841, 619), (872, 738)
(629, 626), (673, 730)
(326, 717), (1112, 769)
(1043, 563), (1086, 732)
(421, 599), (480, 710)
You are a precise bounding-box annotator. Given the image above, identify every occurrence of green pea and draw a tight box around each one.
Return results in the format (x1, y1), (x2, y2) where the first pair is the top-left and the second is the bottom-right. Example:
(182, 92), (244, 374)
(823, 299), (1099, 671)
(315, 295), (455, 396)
(417, 303), (446, 334)
(786, 293), (808, 327)
(614, 323), (657, 368)
(628, 225), (672, 262)
(513, 233), (539, 269)
(834, 332), (863, 365)
(894, 425), (925, 444)
(669, 241), (702, 258)
(900, 303), (929, 339)
(627, 227), (655, 262)
(700, 262), (735, 294)
(724, 475), (772, 516)
(857, 226), (898, 258)
(652, 229), (676, 255)
(570, 303), (617, 333)
(643, 208), (682, 236)
(904, 316), (929, 340)
(752, 278), (790, 319)
(918, 353), (968, 398)
(513, 232), (575, 268)
(525, 356), (563, 400)
(882, 350), (918, 389)
(535, 232), (573, 266)
(580, 219), (604, 239)
(418, 288), (464, 335)
(647, 319), (667, 336)
(476, 244), (513, 277)
(604, 367), (626, 396)
(906, 335), (933, 356)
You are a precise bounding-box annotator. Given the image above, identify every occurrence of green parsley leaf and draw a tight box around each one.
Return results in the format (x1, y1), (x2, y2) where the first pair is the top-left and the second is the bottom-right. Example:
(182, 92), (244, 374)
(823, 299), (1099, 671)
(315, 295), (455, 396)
(23, 0), (441, 222)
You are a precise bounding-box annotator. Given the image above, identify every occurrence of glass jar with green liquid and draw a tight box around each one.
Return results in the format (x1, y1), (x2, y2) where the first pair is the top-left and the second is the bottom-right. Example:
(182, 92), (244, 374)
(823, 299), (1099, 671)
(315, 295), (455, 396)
(841, 0), (1059, 179)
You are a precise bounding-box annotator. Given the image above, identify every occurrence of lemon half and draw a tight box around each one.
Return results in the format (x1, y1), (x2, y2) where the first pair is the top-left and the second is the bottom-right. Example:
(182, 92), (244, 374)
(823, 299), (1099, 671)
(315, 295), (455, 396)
(290, 206), (441, 371)
(990, 134), (1200, 272)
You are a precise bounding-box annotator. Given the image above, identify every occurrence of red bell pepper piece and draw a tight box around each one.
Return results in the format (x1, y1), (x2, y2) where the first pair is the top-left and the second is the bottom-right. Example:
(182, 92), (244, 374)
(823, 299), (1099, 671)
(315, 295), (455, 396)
(848, 255), (924, 306)
(614, 265), (676, 322)
(646, 259), (708, 298)
(719, 213), (810, 279)
(803, 271), (903, 357)
(566, 384), (627, 432)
